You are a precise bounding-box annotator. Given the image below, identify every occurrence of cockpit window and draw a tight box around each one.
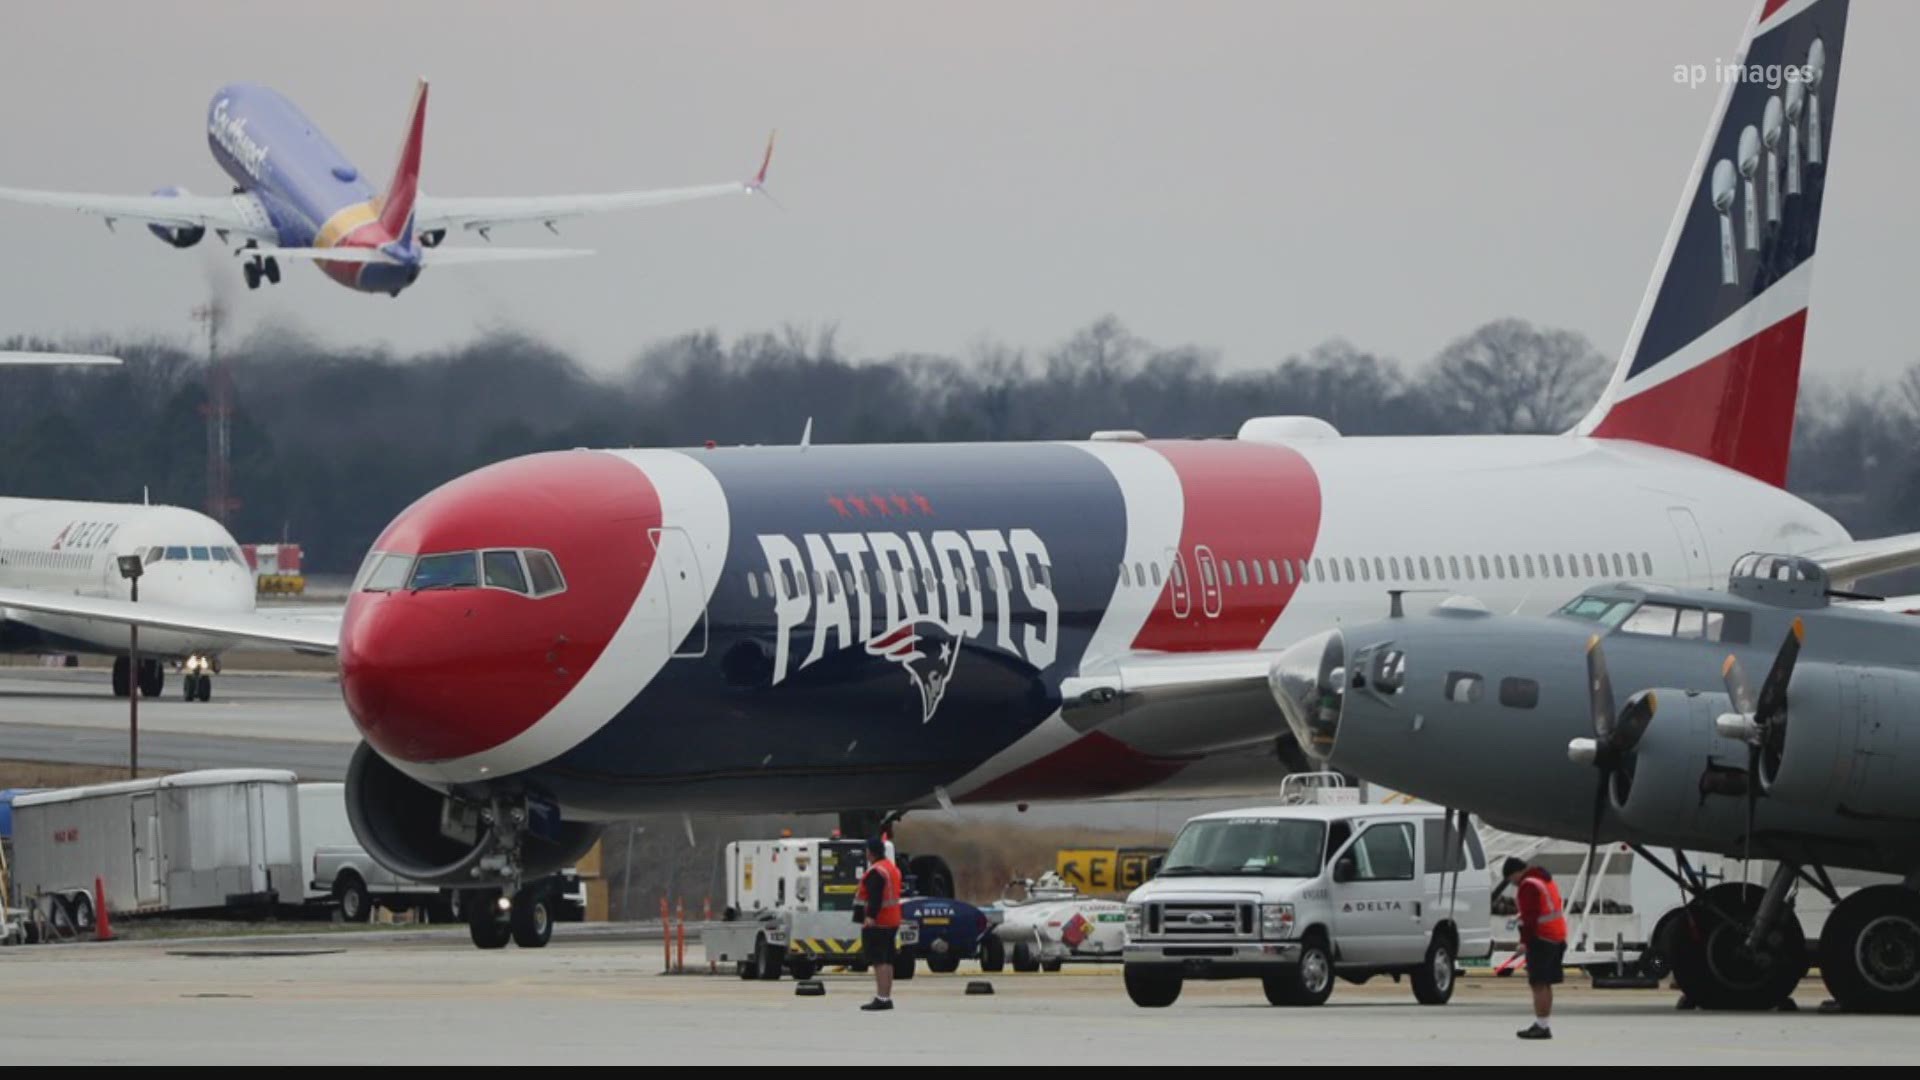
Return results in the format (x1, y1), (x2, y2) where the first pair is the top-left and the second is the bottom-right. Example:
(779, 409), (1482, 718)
(409, 552), (480, 591)
(1618, 602), (1682, 637)
(362, 553), (415, 592)
(165, 546), (188, 560)
(1557, 594), (1635, 628)
(146, 546), (163, 565)
(526, 550), (565, 596)
(483, 550), (529, 594)
(211, 547), (230, 562)
(190, 546), (210, 561)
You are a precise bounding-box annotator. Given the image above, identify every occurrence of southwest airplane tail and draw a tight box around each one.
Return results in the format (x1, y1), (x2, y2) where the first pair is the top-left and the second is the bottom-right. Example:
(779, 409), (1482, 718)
(376, 79), (428, 250)
(1576, 0), (1848, 488)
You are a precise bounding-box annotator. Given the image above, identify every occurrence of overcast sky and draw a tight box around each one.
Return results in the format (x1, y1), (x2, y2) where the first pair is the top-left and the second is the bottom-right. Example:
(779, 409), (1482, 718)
(3, 1), (1917, 386)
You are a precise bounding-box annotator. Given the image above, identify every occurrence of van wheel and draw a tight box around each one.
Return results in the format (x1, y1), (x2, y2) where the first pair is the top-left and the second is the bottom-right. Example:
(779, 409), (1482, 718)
(1012, 942), (1040, 973)
(1266, 934), (1335, 1006)
(1412, 935), (1457, 1005)
(927, 954), (962, 974)
(1125, 965), (1183, 1007)
(893, 953), (917, 981)
(788, 957), (818, 981)
(334, 872), (372, 923)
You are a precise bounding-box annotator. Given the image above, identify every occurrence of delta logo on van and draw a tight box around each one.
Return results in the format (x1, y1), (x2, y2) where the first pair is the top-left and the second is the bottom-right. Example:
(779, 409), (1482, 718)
(1342, 900), (1406, 913)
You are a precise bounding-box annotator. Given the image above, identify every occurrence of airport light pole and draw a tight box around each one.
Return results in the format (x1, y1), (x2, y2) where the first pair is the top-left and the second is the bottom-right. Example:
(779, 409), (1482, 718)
(117, 554), (143, 779)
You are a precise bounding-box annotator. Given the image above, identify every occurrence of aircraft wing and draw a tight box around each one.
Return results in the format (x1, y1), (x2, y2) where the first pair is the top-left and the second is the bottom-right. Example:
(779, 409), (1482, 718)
(0, 586), (340, 655)
(1058, 650), (1303, 762)
(412, 131), (776, 237)
(1806, 532), (1920, 584)
(0, 187), (276, 240)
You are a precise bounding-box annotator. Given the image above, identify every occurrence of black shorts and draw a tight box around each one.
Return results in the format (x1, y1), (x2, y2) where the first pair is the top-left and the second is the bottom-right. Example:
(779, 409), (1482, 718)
(862, 927), (899, 965)
(1527, 939), (1566, 986)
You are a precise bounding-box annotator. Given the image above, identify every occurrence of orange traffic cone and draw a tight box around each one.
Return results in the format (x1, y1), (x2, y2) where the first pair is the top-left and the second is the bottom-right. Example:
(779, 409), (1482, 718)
(93, 876), (113, 941)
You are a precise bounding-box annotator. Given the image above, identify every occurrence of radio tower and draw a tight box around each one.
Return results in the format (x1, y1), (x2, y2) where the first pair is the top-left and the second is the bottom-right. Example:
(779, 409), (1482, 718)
(191, 299), (236, 525)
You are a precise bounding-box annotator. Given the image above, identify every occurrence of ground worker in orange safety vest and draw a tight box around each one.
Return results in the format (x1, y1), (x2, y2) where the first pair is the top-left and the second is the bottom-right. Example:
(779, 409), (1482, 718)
(1503, 856), (1568, 1040)
(853, 834), (904, 1012)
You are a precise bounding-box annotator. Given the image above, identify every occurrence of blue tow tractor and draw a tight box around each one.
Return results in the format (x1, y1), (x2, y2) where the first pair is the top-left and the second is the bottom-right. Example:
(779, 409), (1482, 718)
(898, 896), (1006, 975)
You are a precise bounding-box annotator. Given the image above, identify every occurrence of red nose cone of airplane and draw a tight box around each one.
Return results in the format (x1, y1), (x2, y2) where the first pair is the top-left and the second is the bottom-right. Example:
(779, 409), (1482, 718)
(339, 451), (660, 764)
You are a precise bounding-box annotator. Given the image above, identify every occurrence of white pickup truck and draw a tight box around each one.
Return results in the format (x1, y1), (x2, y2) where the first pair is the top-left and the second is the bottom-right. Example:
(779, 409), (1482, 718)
(1123, 802), (1492, 1008)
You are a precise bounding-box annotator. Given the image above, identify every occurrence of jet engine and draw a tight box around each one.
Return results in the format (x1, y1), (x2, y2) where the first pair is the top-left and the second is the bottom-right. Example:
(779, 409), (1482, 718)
(344, 742), (601, 886)
(144, 186), (206, 248)
(1760, 664), (1920, 821)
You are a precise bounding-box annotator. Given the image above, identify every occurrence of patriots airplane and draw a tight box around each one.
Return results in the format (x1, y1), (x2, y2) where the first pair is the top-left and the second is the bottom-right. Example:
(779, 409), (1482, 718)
(0, 80), (775, 296)
(4, 0), (1907, 925)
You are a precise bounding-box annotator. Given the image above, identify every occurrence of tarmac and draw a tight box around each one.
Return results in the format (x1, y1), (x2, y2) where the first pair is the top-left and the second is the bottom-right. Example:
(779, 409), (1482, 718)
(0, 927), (1907, 1064)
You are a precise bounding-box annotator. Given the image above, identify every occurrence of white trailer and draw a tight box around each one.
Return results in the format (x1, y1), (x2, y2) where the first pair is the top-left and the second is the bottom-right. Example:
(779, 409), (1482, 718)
(10, 769), (303, 918)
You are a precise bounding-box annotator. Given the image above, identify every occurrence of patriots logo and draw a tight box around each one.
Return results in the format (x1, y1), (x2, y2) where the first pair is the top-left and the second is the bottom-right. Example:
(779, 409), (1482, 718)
(866, 619), (963, 724)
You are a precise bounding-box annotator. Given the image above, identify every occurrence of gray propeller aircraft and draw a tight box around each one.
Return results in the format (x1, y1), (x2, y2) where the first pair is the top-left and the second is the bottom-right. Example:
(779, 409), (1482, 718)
(1270, 553), (1920, 1014)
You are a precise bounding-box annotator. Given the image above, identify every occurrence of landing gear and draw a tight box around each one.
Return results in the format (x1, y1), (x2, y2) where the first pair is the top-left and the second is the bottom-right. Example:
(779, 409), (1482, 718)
(182, 656), (214, 702)
(510, 885), (553, 948)
(1818, 884), (1920, 1013)
(182, 673), (213, 702)
(460, 883), (556, 950)
(114, 657), (163, 698)
(240, 244), (279, 289)
(467, 891), (512, 950)
(1667, 880), (1807, 1011)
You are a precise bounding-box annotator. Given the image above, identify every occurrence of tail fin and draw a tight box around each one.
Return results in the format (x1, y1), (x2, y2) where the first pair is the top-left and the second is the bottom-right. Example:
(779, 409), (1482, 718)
(377, 78), (429, 244)
(1575, 0), (1849, 487)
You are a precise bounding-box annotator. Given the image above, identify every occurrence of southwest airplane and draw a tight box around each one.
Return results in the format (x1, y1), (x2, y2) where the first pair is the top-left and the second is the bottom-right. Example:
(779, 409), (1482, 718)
(2, 0), (1901, 919)
(0, 81), (774, 295)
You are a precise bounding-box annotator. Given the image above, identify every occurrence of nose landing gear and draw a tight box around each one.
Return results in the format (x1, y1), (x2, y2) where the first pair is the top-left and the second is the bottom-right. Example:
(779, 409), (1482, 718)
(180, 655), (215, 702)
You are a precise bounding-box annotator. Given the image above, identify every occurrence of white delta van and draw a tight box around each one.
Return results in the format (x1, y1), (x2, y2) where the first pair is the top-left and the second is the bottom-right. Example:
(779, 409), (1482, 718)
(1122, 799), (1492, 1008)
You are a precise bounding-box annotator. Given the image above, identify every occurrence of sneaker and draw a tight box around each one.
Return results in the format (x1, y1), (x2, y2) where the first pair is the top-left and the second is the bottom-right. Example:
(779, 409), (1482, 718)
(860, 998), (894, 1012)
(1515, 1023), (1552, 1040)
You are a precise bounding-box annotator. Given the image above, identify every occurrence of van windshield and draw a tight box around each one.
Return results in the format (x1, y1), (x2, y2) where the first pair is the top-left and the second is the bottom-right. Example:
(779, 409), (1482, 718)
(1159, 818), (1327, 878)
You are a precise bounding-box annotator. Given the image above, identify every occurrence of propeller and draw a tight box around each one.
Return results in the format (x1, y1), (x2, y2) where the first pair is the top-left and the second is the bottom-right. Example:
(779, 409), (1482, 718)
(1565, 634), (1657, 890)
(1714, 617), (1804, 867)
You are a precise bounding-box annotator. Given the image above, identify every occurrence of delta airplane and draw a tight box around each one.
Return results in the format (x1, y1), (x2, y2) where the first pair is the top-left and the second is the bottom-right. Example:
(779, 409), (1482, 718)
(3, 0), (1903, 909)
(0, 497), (269, 700)
(0, 80), (774, 296)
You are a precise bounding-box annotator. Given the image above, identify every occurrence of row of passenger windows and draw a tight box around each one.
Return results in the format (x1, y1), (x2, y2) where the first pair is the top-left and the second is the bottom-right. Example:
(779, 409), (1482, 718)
(1, 548), (93, 572)
(1117, 550), (1658, 590)
(748, 559), (1051, 603)
(145, 545), (244, 565)
(357, 549), (566, 597)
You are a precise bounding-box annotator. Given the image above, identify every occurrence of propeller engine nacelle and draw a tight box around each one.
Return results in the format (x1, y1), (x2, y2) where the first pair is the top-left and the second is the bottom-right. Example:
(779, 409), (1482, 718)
(1610, 689), (1754, 847)
(1758, 663), (1920, 821)
(145, 186), (206, 248)
(344, 742), (601, 886)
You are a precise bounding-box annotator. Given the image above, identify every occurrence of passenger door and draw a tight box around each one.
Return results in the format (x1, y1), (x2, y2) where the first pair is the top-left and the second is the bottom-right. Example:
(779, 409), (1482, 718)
(1328, 820), (1422, 963)
(1666, 508), (1712, 588)
(649, 526), (709, 659)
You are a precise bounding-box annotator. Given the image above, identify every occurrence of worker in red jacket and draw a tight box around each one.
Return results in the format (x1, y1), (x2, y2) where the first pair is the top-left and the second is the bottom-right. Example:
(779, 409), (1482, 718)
(853, 834), (905, 1012)
(1504, 856), (1568, 1040)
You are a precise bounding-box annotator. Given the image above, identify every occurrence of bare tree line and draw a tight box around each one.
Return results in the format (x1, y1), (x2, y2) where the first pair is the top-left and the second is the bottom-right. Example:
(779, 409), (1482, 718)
(3, 315), (1912, 577)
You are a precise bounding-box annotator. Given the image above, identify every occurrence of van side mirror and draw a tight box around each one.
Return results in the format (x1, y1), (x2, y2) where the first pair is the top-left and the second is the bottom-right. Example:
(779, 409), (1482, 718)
(1333, 855), (1357, 884)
